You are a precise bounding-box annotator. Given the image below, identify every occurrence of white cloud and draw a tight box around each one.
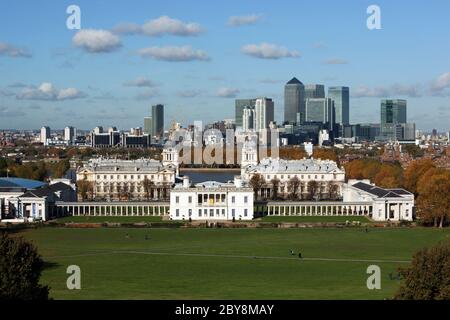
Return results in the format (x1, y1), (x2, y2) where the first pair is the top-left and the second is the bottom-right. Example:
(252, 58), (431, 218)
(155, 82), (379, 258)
(137, 46), (210, 62)
(217, 87), (240, 98)
(113, 16), (203, 37)
(352, 84), (421, 98)
(0, 42), (31, 58)
(143, 16), (203, 36)
(111, 22), (142, 35)
(227, 14), (263, 26)
(322, 58), (349, 65)
(123, 77), (158, 88)
(241, 43), (300, 59)
(16, 82), (87, 101)
(430, 72), (450, 95)
(72, 29), (122, 53)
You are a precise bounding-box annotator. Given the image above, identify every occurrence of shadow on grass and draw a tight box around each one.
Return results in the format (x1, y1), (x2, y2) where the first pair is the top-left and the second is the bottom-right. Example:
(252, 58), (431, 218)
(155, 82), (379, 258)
(42, 261), (60, 271)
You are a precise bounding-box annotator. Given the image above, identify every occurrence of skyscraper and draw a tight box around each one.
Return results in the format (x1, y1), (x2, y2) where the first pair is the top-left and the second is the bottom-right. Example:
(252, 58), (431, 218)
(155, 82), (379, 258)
(152, 104), (164, 138)
(144, 117), (152, 135)
(305, 84), (325, 99)
(64, 126), (76, 143)
(284, 77), (305, 124)
(242, 106), (256, 131)
(305, 98), (335, 130)
(40, 126), (50, 145)
(328, 86), (349, 125)
(380, 99), (407, 140)
(255, 97), (274, 132)
(235, 99), (256, 128)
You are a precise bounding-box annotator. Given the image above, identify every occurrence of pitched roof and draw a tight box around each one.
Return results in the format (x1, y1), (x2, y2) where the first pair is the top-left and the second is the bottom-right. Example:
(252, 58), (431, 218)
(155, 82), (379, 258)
(352, 182), (405, 198)
(286, 77), (303, 85)
(49, 182), (72, 192)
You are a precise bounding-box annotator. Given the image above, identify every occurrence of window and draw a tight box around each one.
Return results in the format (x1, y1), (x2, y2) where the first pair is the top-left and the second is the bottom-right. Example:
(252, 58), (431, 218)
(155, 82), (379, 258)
(131, 175), (134, 180)
(175, 196), (179, 204)
(176, 209), (179, 217)
(103, 175), (107, 179)
(198, 209), (202, 217)
(210, 209), (214, 217)
(96, 175), (100, 179)
(232, 209), (235, 217)
(216, 209), (220, 216)
(244, 209), (248, 217)
(188, 196), (192, 203)
(188, 209), (192, 216)
(244, 196), (248, 203)
(232, 196), (235, 203)
(222, 209), (225, 216)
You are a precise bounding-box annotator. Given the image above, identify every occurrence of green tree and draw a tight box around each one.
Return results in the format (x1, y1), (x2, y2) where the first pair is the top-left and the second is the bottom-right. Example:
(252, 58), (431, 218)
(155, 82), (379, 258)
(0, 232), (49, 300)
(394, 241), (450, 300)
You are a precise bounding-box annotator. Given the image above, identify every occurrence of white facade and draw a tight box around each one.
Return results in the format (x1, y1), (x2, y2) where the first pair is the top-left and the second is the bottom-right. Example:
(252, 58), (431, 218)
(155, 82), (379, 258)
(64, 126), (76, 143)
(40, 126), (50, 145)
(343, 179), (414, 221)
(76, 157), (177, 200)
(255, 97), (274, 132)
(170, 179), (254, 221)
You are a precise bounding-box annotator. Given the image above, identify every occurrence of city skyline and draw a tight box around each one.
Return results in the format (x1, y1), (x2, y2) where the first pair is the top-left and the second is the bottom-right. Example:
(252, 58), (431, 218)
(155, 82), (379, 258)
(0, 0), (449, 131)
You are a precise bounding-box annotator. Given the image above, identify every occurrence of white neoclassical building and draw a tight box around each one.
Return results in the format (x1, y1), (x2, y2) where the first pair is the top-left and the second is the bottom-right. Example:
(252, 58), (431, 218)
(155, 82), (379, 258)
(343, 179), (414, 221)
(76, 156), (178, 201)
(170, 177), (254, 221)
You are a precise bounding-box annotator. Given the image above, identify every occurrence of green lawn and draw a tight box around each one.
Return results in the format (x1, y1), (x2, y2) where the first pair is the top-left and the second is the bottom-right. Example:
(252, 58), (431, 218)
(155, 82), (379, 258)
(17, 227), (450, 300)
(55, 216), (164, 223)
(259, 216), (370, 223)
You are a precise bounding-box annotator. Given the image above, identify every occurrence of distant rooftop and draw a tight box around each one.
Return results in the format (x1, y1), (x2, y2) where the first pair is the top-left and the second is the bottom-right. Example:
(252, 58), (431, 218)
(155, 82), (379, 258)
(351, 182), (412, 198)
(286, 77), (303, 85)
(244, 158), (343, 174)
(0, 178), (46, 190)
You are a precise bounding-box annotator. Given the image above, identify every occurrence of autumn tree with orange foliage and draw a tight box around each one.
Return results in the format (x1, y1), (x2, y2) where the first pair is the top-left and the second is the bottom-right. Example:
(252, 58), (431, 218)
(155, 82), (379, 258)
(403, 159), (435, 195)
(312, 148), (338, 163)
(416, 168), (450, 227)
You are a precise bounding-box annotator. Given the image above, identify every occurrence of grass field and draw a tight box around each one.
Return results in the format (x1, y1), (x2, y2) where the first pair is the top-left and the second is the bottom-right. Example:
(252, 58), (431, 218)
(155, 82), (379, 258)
(18, 227), (450, 300)
(259, 216), (370, 223)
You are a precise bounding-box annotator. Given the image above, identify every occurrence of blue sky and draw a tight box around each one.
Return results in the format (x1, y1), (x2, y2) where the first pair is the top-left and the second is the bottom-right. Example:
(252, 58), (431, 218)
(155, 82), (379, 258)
(0, 0), (449, 131)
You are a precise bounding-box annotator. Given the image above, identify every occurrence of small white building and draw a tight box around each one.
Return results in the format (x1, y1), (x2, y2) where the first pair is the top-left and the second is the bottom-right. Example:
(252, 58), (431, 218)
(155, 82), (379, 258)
(170, 177), (254, 221)
(343, 179), (414, 221)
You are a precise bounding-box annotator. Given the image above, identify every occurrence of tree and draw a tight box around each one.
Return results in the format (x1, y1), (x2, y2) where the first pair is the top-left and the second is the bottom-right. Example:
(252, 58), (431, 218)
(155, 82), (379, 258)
(327, 182), (340, 200)
(287, 176), (300, 200)
(416, 168), (450, 227)
(0, 232), (49, 300)
(52, 159), (70, 179)
(142, 177), (153, 201)
(394, 241), (450, 300)
(307, 181), (319, 200)
(76, 177), (89, 201)
(373, 163), (403, 188)
(403, 159), (435, 196)
(270, 178), (280, 200)
(249, 174), (265, 200)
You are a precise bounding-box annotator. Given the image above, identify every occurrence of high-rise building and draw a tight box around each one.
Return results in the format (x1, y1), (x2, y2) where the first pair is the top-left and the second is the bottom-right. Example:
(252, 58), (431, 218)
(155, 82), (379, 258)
(380, 99), (407, 140)
(328, 86), (349, 125)
(305, 84), (325, 99)
(144, 117), (152, 135)
(235, 99), (256, 128)
(255, 97), (274, 132)
(40, 126), (50, 145)
(64, 126), (76, 143)
(284, 77), (305, 124)
(305, 98), (334, 129)
(152, 104), (164, 138)
(242, 106), (256, 131)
